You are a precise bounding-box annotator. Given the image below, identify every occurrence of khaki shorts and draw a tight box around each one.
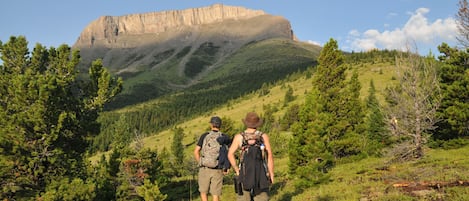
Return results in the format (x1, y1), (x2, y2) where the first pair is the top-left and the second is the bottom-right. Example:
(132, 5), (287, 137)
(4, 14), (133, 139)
(198, 167), (224, 196)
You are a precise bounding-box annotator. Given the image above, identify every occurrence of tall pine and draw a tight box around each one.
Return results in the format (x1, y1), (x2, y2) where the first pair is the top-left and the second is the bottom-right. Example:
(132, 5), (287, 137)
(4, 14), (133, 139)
(289, 39), (365, 186)
(365, 79), (388, 154)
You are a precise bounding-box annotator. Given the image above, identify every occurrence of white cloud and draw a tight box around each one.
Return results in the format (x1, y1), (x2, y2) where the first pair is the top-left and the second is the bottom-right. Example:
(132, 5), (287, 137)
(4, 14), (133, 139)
(346, 8), (458, 53)
(306, 40), (321, 46)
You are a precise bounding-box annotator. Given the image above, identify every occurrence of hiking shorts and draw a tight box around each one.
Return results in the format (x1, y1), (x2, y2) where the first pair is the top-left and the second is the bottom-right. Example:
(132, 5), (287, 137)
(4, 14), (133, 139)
(198, 167), (224, 196)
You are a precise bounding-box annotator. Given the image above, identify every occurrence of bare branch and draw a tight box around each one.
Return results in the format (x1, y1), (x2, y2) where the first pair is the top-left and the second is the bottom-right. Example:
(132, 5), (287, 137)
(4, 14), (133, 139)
(385, 47), (441, 159)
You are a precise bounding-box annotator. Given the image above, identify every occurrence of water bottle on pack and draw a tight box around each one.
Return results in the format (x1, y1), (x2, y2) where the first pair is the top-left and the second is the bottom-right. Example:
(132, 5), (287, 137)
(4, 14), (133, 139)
(260, 143), (265, 159)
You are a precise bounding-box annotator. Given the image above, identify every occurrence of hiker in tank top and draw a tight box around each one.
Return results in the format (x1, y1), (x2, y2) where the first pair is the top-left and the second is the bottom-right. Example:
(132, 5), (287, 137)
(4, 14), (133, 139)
(228, 112), (274, 201)
(194, 116), (231, 201)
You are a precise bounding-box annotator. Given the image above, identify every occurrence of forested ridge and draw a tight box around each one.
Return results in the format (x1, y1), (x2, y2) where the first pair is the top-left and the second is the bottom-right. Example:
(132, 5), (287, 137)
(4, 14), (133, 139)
(92, 38), (318, 153)
(1, 33), (469, 200)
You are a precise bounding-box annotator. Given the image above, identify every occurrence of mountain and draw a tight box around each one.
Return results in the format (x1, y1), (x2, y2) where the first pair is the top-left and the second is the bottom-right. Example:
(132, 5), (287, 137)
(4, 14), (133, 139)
(72, 4), (318, 108)
(73, 4), (295, 50)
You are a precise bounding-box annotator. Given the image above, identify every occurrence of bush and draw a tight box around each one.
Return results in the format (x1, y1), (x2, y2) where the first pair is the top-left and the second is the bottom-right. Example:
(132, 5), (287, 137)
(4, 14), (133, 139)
(40, 178), (96, 201)
(428, 138), (469, 149)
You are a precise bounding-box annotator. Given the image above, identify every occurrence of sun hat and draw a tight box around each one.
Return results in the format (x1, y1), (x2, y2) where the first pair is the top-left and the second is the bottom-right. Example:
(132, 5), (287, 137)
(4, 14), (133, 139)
(242, 112), (263, 128)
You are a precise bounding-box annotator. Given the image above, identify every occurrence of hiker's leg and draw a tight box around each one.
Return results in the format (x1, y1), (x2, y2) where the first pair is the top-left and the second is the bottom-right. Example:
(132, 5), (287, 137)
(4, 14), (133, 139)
(200, 192), (209, 201)
(209, 169), (223, 201)
(198, 168), (210, 201)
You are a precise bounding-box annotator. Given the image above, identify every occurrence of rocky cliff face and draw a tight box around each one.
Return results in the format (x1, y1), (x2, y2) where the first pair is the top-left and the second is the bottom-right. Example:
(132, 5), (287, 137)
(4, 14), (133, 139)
(74, 4), (289, 48)
(72, 4), (297, 97)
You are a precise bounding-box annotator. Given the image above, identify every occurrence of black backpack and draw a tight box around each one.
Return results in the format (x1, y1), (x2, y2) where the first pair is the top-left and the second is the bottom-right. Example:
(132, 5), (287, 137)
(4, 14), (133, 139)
(238, 131), (270, 195)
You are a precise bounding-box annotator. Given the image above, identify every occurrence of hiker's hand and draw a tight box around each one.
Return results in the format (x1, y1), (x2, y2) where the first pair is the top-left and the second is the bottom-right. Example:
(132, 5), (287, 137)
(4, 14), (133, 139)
(223, 169), (230, 175)
(234, 168), (239, 176)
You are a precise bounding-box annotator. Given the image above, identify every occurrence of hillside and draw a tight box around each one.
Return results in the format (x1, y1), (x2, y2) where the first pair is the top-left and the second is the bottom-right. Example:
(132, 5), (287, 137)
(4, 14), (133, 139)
(139, 53), (397, 153)
(77, 4), (469, 201)
(72, 4), (299, 108)
(3, 3), (468, 200)
(122, 53), (469, 200)
(92, 37), (321, 152)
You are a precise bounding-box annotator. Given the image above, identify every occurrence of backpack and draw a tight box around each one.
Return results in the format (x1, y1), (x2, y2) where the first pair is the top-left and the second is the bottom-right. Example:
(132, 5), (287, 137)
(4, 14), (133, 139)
(238, 131), (270, 195)
(200, 131), (225, 168)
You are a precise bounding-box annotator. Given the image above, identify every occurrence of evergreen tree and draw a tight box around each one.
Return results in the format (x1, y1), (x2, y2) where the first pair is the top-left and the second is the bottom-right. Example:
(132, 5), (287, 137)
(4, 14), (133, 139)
(365, 79), (388, 154)
(330, 70), (365, 158)
(279, 104), (300, 131)
(260, 104), (277, 133)
(289, 38), (365, 186)
(219, 116), (235, 138)
(171, 127), (185, 175)
(0, 36), (122, 199)
(289, 88), (333, 186)
(283, 85), (295, 106)
(111, 114), (133, 150)
(136, 179), (167, 201)
(434, 43), (469, 139)
(40, 177), (96, 201)
(158, 147), (175, 177)
(115, 147), (166, 201)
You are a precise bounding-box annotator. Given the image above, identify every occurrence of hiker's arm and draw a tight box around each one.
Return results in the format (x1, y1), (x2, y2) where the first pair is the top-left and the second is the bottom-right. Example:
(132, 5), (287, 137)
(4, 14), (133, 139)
(194, 134), (206, 164)
(194, 145), (201, 164)
(263, 134), (275, 183)
(228, 134), (241, 175)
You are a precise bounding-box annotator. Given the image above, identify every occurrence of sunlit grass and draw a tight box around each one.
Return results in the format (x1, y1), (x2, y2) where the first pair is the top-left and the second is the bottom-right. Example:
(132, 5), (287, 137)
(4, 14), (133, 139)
(94, 53), (469, 200)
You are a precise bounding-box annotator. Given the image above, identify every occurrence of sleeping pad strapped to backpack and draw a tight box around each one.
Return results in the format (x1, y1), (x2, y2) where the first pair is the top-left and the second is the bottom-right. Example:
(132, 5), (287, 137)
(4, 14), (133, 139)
(238, 130), (271, 195)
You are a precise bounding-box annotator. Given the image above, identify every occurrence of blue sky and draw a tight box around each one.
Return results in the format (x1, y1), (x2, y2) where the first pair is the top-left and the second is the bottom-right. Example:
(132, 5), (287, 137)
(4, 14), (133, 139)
(0, 0), (459, 55)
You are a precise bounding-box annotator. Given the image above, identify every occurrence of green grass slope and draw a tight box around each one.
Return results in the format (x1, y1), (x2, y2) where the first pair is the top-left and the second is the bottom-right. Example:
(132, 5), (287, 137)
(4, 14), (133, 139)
(131, 54), (469, 200)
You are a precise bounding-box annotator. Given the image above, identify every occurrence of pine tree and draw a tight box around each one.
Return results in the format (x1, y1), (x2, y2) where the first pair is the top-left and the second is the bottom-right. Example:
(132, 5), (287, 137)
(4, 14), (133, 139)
(280, 104), (300, 131)
(434, 43), (469, 139)
(289, 38), (365, 186)
(283, 85), (295, 106)
(171, 127), (185, 175)
(329, 70), (365, 158)
(289, 88), (333, 186)
(116, 148), (166, 201)
(0, 36), (122, 199)
(365, 79), (388, 154)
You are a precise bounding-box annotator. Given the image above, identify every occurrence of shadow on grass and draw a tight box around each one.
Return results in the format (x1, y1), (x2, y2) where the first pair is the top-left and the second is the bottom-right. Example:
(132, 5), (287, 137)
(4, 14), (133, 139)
(160, 178), (198, 201)
(270, 180), (307, 201)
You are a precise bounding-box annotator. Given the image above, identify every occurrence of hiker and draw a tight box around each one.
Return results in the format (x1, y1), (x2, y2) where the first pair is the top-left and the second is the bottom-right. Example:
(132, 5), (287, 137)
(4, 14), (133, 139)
(228, 112), (274, 201)
(194, 116), (231, 201)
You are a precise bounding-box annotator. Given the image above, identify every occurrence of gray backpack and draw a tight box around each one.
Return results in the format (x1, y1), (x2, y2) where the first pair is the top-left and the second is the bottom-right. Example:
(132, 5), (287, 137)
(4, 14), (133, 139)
(200, 131), (222, 168)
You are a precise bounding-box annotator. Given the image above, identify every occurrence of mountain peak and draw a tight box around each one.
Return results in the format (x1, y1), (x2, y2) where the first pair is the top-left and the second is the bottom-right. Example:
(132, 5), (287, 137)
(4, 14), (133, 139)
(73, 4), (268, 48)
